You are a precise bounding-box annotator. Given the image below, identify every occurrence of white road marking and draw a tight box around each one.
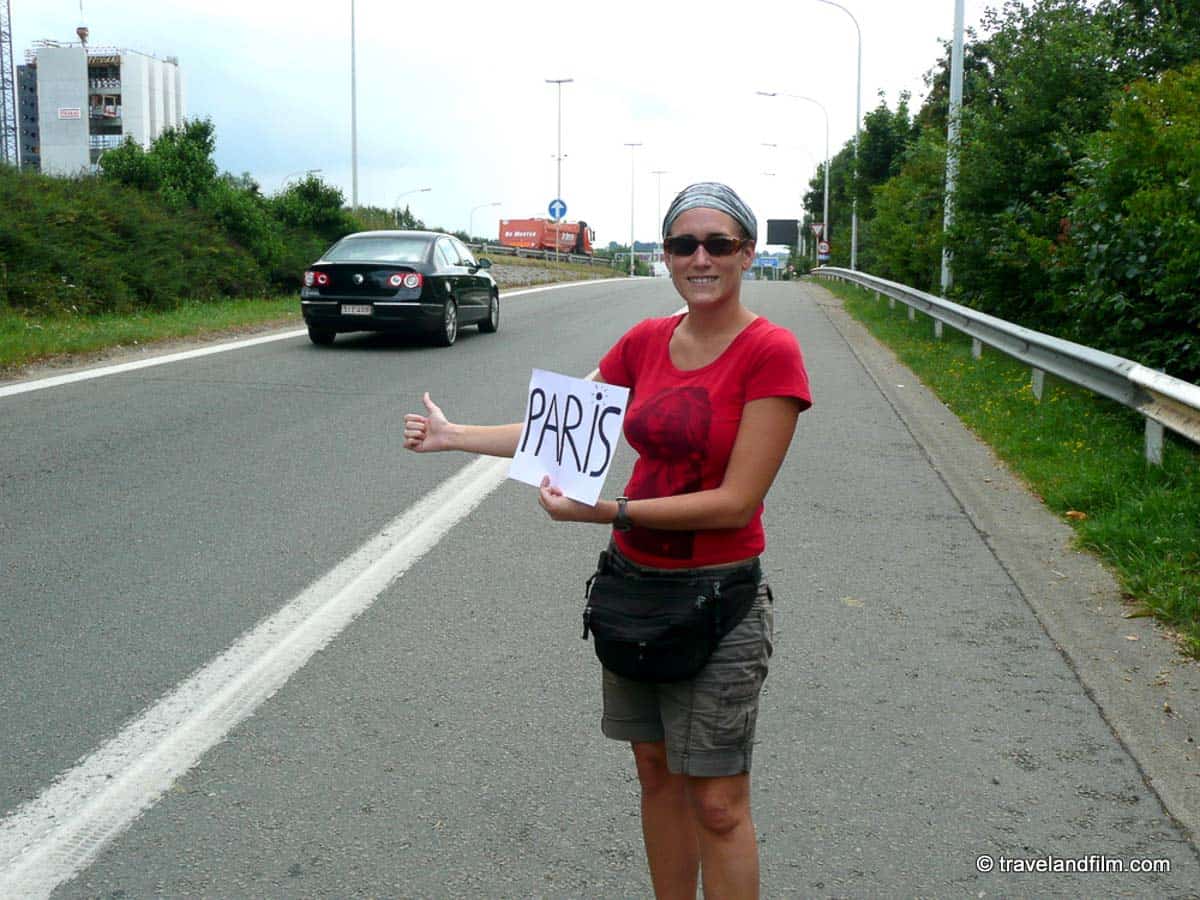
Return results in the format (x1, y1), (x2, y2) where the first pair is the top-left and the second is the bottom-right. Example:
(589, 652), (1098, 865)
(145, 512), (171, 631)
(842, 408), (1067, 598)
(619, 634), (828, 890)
(0, 329), (308, 400)
(0, 278), (630, 401)
(0, 365), (601, 897)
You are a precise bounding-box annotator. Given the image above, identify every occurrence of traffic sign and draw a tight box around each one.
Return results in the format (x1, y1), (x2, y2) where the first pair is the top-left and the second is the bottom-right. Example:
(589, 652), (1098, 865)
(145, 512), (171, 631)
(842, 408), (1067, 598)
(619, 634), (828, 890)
(548, 198), (567, 221)
(756, 256), (780, 268)
(818, 241), (830, 255)
(811, 223), (824, 239)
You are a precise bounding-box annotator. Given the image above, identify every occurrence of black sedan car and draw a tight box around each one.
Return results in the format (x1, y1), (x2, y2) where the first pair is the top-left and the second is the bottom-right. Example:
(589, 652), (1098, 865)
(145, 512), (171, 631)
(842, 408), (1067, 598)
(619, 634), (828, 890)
(300, 230), (499, 347)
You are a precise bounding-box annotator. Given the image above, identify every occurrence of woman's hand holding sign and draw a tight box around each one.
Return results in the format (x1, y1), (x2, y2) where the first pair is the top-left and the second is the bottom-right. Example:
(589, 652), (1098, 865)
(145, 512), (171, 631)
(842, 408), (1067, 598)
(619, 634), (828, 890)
(538, 476), (612, 524)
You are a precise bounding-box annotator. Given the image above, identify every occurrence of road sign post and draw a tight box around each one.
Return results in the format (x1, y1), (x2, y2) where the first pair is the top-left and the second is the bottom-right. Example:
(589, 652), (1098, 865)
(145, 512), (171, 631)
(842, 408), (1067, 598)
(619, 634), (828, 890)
(549, 199), (567, 264)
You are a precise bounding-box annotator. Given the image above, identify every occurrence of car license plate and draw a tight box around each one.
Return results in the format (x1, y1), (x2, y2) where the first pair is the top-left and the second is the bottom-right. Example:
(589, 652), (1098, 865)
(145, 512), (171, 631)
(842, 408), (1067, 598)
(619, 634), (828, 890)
(342, 304), (373, 316)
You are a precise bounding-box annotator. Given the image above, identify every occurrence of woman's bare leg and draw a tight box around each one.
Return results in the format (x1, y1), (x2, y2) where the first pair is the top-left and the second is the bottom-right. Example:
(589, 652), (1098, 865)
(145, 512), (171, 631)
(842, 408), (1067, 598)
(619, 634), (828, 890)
(632, 741), (699, 899)
(688, 772), (759, 899)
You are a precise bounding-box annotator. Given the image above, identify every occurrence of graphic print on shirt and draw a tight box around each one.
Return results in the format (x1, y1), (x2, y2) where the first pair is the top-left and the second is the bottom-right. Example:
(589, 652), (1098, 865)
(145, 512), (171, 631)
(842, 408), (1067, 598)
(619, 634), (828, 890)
(624, 386), (711, 559)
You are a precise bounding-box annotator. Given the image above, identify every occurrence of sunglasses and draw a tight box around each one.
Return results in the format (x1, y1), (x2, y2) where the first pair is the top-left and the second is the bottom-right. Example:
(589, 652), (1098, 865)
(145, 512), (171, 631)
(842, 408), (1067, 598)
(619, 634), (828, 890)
(662, 235), (749, 257)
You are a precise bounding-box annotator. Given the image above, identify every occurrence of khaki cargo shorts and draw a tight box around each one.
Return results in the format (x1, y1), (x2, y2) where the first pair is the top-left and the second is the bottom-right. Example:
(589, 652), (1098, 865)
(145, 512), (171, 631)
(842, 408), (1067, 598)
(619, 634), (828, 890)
(600, 570), (774, 777)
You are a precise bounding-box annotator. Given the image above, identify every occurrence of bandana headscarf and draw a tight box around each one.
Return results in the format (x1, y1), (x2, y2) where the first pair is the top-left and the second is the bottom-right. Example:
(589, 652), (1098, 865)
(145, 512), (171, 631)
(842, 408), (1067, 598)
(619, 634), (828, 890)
(661, 182), (757, 242)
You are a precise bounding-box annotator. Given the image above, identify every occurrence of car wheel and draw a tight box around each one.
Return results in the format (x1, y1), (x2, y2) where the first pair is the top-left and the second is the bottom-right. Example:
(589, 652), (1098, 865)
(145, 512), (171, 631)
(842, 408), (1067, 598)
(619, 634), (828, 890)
(435, 300), (458, 347)
(478, 292), (499, 333)
(308, 325), (336, 346)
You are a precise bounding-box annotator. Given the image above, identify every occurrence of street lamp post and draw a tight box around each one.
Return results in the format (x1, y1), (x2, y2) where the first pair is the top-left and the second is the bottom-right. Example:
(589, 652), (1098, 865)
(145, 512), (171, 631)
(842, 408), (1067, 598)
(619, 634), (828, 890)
(650, 169), (667, 260)
(470, 202), (501, 242)
(545, 78), (573, 263)
(757, 91), (830, 252)
(940, 0), (965, 296)
(816, 0), (861, 269)
(350, 0), (359, 210)
(624, 143), (642, 276)
(394, 187), (431, 227)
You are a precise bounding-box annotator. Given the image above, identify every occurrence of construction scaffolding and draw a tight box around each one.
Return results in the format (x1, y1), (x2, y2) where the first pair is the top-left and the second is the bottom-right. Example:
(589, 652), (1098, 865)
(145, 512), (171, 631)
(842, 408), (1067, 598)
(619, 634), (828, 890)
(0, 0), (17, 164)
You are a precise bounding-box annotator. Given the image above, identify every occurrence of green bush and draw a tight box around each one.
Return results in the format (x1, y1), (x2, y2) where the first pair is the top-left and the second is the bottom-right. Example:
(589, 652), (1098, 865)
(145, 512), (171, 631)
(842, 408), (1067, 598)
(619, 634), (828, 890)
(868, 131), (947, 292)
(272, 176), (357, 242)
(202, 177), (285, 272)
(0, 167), (265, 314)
(1064, 64), (1200, 381)
(948, 0), (1121, 328)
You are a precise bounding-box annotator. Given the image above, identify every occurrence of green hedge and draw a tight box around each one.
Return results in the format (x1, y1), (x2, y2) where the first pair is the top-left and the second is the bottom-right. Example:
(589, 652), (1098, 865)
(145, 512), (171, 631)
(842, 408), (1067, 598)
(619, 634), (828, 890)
(0, 166), (266, 314)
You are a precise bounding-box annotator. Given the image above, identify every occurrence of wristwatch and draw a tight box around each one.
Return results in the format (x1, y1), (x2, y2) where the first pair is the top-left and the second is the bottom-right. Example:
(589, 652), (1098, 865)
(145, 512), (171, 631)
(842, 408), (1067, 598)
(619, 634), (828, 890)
(613, 496), (633, 532)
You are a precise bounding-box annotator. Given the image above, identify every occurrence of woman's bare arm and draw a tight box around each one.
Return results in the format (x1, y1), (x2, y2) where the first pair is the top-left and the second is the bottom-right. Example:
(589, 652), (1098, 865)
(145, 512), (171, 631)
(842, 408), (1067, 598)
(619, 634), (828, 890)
(403, 392), (523, 458)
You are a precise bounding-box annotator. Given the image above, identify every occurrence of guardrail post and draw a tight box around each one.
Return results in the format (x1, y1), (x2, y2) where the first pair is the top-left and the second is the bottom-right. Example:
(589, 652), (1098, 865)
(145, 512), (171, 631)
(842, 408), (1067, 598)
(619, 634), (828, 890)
(888, 296), (896, 310)
(875, 291), (881, 302)
(1031, 368), (1044, 400)
(971, 338), (983, 360)
(907, 305), (916, 322)
(934, 320), (943, 340)
(1145, 419), (1164, 466)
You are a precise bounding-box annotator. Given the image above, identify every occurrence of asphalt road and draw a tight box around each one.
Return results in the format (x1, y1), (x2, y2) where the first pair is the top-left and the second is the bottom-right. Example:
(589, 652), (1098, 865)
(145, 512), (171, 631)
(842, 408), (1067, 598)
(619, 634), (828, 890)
(1, 278), (1197, 897)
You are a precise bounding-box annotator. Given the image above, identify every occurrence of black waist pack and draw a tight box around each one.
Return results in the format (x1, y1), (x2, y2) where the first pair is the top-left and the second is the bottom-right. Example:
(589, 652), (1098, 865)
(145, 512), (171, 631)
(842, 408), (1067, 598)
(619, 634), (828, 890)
(582, 549), (761, 683)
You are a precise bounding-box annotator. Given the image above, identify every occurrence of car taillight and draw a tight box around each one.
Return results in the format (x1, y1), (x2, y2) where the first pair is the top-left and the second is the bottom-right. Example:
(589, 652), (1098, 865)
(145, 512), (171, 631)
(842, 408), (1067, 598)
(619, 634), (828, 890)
(387, 274), (403, 287)
(303, 271), (315, 287)
(316, 272), (331, 286)
(403, 273), (423, 289)
(305, 270), (331, 287)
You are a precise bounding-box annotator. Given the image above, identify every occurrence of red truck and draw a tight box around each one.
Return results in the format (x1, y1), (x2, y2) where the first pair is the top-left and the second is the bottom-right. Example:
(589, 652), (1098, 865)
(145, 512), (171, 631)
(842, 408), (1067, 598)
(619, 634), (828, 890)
(498, 218), (594, 255)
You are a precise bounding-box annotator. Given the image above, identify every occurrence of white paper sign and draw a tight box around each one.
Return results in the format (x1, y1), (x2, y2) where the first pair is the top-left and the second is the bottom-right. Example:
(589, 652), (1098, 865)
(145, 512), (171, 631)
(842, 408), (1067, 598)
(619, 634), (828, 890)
(508, 369), (629, 506)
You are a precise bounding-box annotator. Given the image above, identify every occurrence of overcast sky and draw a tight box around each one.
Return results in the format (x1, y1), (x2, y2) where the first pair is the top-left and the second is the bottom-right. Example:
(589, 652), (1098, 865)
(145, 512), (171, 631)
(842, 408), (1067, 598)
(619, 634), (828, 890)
(18, 0), (994, 246)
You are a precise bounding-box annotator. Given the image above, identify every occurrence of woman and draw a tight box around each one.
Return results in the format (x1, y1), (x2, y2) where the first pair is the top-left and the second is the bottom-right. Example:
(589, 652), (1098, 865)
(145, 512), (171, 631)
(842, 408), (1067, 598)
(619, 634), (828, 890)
(403, 182), (811, 898)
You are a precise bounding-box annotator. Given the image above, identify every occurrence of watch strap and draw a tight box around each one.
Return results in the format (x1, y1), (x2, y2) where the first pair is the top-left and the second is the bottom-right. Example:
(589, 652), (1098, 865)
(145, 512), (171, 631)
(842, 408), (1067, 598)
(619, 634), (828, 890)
(613, 496), (633, 532)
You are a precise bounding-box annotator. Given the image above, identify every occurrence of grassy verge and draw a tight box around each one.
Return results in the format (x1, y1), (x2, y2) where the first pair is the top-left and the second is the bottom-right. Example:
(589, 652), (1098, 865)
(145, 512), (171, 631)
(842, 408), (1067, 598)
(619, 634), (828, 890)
(820, 277), (1200, 654)
(0, 296), (300, 373)
(0, 255), (615, 375)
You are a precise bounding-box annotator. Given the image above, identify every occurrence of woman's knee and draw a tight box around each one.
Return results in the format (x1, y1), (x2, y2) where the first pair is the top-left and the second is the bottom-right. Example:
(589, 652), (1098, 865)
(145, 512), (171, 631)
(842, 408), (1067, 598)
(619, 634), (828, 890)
(688, 775), (752, 836)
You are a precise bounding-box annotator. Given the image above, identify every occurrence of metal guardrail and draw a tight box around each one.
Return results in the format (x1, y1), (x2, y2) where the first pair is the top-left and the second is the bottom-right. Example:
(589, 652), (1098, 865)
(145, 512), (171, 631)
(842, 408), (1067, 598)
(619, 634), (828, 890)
(467, 243), (617, 268)
(812, 267), (1200, 465)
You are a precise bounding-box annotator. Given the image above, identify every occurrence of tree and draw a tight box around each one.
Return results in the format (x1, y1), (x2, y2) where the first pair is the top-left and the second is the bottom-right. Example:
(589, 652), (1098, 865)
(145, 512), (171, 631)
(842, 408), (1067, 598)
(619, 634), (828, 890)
(857, 92), (914, 208)
(99, 117), (219, 210)
(97, 137), (159, 191)
(271, 176), (356, 242)
(1100, 0), (1200, 78)
(868, 131), (947, 292)
(854, 93), (917, 272)
(147, 119), (219, 209)
(947, 0), (1121, 327)
(804, 143), (855, 267)
(914, 29), (992, 138)
(1063, 64), (1200, 381)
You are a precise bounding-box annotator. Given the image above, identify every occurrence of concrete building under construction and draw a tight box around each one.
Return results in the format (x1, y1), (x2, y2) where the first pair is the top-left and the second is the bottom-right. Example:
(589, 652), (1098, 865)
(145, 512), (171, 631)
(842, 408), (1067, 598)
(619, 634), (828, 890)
(17, 27), (185, 175)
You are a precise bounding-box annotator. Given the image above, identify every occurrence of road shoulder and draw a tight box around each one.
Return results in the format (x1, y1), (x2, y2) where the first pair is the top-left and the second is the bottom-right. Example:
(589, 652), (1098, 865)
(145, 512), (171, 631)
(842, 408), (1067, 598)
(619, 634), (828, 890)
(813, 284), (1200, 843)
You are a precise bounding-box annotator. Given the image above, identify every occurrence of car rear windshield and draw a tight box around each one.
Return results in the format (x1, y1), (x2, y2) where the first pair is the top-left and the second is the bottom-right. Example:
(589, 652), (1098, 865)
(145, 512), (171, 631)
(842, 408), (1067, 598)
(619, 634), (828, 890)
(325, 236), (430, 263)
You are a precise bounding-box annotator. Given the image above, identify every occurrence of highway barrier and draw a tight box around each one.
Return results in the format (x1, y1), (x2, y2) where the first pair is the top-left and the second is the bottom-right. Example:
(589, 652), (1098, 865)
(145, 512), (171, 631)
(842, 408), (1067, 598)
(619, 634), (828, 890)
(468, 242), (615, 268)
(813, 267), (1200, 465)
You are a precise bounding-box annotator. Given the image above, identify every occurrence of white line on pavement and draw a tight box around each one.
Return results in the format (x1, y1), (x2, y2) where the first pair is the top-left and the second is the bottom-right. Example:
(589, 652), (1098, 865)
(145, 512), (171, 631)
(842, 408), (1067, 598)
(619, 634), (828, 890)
(0, 455), (511, 895)
(0, 278), (630, 401)
(0, 363), (603, 897)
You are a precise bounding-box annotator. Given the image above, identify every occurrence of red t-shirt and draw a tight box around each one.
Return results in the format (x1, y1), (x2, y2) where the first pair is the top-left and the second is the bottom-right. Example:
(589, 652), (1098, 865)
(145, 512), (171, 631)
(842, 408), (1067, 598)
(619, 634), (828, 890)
(598, 314), (812, 569)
